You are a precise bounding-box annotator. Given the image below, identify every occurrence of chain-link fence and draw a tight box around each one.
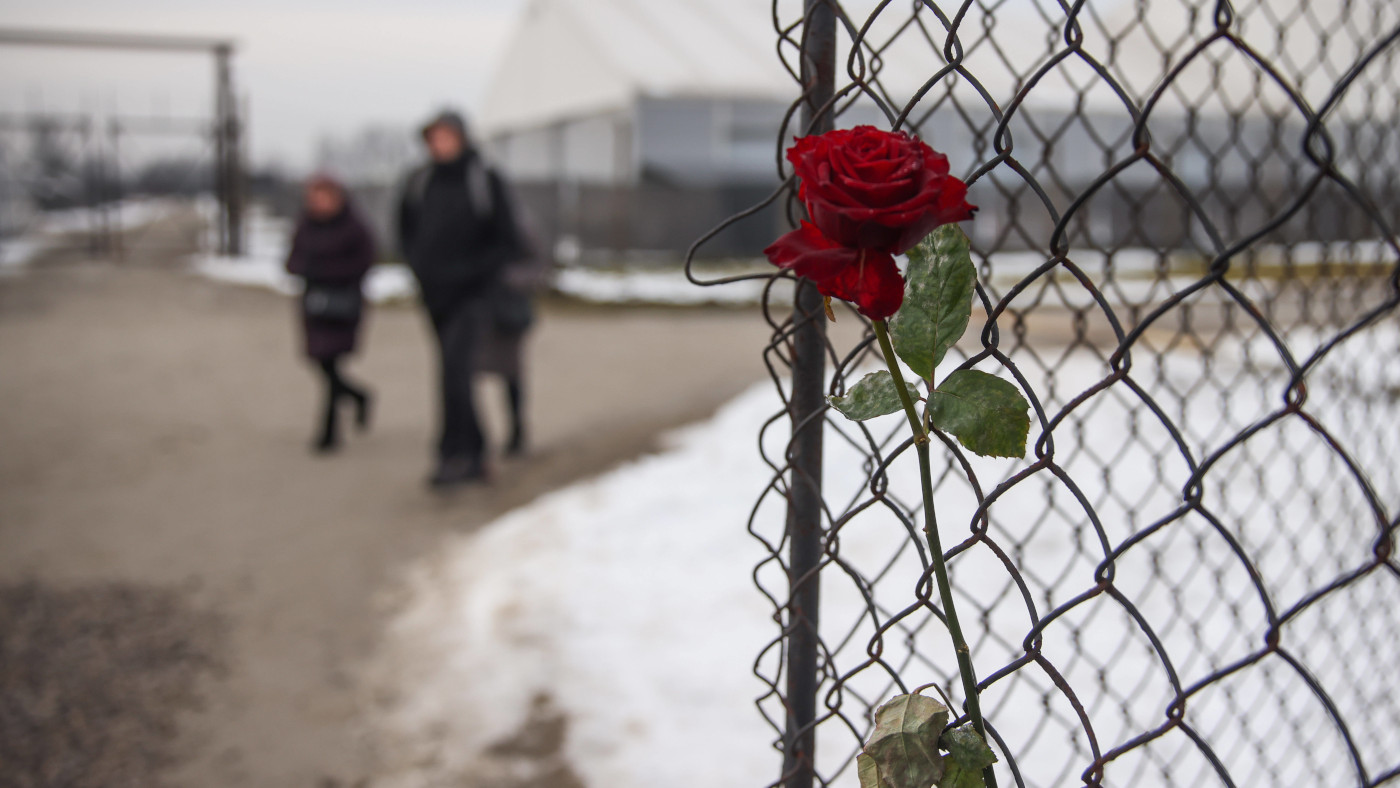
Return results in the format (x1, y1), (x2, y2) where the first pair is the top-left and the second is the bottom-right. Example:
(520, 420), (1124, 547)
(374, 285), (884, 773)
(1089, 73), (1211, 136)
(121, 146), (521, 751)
(688, 1), (1400, 786)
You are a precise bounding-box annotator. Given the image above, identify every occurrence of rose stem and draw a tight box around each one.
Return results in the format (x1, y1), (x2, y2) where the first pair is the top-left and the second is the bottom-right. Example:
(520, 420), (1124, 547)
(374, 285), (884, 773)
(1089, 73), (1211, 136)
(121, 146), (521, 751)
(873, 318), (998, 788)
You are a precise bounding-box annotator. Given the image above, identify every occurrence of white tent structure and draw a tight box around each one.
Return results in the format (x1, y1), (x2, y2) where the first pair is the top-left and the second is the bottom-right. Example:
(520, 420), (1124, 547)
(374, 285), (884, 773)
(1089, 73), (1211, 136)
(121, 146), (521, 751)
(480, 0), (792, 186)
(480, 0), (790, 134)
(478, 0), (1397, 255)
(480, 0), (1394, 176)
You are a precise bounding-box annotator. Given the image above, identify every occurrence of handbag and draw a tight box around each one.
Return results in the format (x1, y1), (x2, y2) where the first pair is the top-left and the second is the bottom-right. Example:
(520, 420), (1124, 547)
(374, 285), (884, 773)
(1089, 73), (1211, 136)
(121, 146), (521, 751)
(493, 285), (535, 335)
(303, 283), (363, 323)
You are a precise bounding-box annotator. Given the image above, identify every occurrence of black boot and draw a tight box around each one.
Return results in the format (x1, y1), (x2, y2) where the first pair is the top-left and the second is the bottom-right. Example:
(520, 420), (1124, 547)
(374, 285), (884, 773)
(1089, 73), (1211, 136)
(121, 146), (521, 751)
(505, 378), (527, 457)
(314, 397), (340, 454)
(353, 390), (373, 432)
(428, 455), (489, 490)
(506, 424), (527, 457)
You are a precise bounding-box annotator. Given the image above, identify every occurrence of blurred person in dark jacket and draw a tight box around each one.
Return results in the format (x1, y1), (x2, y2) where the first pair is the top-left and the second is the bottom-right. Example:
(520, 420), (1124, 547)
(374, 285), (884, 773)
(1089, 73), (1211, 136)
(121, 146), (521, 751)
(398, 110), (540, 489)
(286, 174), (375, 454)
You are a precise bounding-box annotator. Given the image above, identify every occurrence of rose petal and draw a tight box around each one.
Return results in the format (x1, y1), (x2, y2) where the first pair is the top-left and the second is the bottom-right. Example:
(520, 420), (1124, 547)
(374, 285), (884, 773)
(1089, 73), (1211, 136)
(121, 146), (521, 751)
(834, 174), (919, 205)
(851, 157), (912, 182)
(764, 221), (858, 279)
(819, 249), (905, 320)
(917, 147), (953, 178)
(764, 222), (905, 319)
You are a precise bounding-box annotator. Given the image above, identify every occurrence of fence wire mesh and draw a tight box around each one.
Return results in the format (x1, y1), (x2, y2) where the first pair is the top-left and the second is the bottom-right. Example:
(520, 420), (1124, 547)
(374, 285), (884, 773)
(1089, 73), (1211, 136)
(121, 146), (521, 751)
(687, 1), (1400, 786)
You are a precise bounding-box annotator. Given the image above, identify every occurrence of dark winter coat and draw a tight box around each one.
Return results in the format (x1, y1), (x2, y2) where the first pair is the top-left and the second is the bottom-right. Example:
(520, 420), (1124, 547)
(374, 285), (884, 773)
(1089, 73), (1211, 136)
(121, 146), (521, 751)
(286, 206), (376, 360)
(397, 150), (544, 378)
(397, 150), (523, 319)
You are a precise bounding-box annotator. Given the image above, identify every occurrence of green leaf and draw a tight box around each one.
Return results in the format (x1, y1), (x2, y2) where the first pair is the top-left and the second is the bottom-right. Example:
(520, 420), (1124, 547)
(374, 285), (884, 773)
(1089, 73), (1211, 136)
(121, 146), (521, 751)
(829, 370), (921, 422)
(863, 694), (949, 788)
(857, 752), (887, 788)
(888, 225), (977, 382)
(927, 369), (1031, 459)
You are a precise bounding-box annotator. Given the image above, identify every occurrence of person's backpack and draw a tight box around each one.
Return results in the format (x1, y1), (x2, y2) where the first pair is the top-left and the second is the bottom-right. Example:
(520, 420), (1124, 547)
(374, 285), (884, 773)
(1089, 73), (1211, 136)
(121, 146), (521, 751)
(403, 156), (537, 321)
(403, 156), (500, 229)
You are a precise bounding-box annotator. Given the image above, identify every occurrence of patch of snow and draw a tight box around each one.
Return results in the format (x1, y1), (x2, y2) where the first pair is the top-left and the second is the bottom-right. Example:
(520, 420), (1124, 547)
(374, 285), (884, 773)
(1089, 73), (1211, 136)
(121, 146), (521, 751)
(0, 197), (180, 274)
(553, 240), (1396, 309)
(364, 265), (419, 304)
(370, 388), (780, 787)
(369, 316), (1400, 788)
(34, 197), (177, 235)
(554, 265), (787, 306)
(0, 236), (50, 274)
(188, 206), (418, 304)
(191, 254), (301, 296)
(189, 207), (300, 295)
(980, 241), (1398, 310)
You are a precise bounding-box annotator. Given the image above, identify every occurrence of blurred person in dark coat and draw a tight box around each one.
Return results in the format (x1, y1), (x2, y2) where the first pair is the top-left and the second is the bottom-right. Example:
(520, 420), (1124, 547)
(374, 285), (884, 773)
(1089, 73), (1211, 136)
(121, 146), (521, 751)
(398, 110), (540, 489)
(286, 174), (375, 454)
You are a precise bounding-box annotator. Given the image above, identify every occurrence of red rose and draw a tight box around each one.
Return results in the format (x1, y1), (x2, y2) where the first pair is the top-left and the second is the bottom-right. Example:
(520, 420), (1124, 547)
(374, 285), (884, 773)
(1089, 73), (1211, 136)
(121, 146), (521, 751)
(764, 222), (904, 320)
(788, 126), (975, 254)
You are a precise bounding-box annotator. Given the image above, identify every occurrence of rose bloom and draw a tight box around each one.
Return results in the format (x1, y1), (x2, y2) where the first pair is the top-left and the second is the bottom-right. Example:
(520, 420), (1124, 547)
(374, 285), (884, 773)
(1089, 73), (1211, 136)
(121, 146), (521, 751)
(765, 126), (975, 320)
(790, 125), (975, 253)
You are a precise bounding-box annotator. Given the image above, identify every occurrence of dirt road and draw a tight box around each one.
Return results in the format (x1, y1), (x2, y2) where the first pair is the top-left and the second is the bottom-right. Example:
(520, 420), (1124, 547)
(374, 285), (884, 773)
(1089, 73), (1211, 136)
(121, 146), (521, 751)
(0, 259), (780, 787)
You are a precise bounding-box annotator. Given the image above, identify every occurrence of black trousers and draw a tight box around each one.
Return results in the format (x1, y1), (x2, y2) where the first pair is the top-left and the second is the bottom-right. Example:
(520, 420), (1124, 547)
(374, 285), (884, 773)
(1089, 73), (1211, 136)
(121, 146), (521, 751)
(317, 357), (367, 445)
(429, 301), (486, 462)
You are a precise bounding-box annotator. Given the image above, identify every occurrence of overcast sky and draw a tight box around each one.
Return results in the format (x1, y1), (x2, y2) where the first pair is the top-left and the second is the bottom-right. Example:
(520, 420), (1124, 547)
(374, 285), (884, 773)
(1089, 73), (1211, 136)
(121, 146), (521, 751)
(0, 0), (528, 169)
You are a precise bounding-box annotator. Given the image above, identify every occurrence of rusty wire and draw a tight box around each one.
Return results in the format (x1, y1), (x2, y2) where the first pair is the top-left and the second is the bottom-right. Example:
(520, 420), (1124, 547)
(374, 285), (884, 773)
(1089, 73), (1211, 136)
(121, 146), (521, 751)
(687, 1), (1400, 786)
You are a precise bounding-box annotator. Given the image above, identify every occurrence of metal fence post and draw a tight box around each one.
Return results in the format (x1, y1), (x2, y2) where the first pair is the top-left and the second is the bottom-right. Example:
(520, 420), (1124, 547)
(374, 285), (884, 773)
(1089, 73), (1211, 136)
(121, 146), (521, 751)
(783, 2), (835, 787)
(214, 43), (243, 257)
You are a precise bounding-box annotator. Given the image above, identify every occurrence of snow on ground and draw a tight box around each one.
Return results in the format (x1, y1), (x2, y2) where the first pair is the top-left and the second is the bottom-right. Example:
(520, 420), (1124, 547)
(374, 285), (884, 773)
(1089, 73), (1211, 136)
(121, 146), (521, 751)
(191, 255), (300, 296)
(368, 313), (1400, 788)
(556, 240), (1397, 309)
(189, 204), (768, 307)
(39, 198), (176, 234)
(193, 254), (419, 303)
(553, 265), (788, 306)
(0, 236), (50, 274)
(189, 204), (1396, 312)
(0, 198), (180, 274)
(190, 206), (299, 295)
(369, 388), (781, 787)
(188, 206), (419, 303)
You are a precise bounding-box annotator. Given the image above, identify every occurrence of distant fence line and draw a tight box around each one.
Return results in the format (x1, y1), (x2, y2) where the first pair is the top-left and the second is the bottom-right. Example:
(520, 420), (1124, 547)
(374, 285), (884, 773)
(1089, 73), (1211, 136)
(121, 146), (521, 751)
(0, 28), (243, 256)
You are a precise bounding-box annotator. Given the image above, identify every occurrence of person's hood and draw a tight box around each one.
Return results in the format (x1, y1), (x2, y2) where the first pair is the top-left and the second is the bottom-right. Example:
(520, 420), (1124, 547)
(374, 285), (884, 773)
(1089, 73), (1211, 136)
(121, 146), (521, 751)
(420, 110), (469, 143)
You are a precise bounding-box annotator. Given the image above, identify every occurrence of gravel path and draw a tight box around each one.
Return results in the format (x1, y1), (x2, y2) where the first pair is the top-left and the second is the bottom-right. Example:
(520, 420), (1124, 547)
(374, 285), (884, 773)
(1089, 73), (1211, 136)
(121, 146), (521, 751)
(0, 248), (780, 787)
(0, 581), (225, 788)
